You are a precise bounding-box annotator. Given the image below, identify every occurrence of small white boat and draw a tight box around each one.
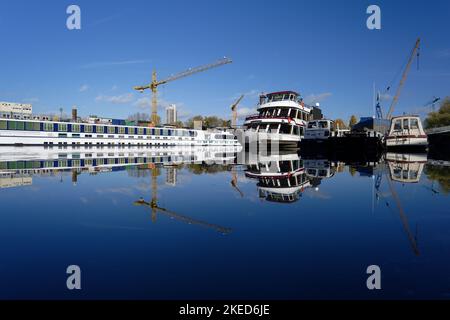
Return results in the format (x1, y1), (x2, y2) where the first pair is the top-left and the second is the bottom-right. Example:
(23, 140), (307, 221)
(385, 115), (428, 151)
(303, 119), (349, 141)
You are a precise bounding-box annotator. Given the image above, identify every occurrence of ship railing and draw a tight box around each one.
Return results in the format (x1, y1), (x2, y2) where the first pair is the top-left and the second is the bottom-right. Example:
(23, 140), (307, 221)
(244, 115), (305, 122)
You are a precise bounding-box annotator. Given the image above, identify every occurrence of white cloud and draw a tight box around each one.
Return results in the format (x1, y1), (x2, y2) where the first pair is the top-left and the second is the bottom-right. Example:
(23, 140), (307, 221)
(133, 95), (192, 120)
(304, 92), (332, 104)
(79, 84), (89, 92)
(134, 96), (151, 109)
(237, 107), (257, 119)
(95, 93), (134, 104)
(22, 97), (39, 103)
(436, 49), (450, 58)
(81, 60), (150, 69)
(378, 93), (392, 101)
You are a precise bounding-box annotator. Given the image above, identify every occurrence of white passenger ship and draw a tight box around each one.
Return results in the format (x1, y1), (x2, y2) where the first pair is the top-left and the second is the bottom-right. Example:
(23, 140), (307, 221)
(243, 91), (311, 148)
(0, 118), (240, 147)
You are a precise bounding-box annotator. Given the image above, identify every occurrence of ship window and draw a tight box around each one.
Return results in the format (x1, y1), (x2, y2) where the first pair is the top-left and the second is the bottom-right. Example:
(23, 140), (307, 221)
(258, 124), (267, 132)
(44, 122), (54, 132)
(268, 124), (279, 133)
(137, 127), (144, 135)
(0, 120), (6, 130)
(15, 121), (24, 130)
(97, 126), (104, 134)
(410, 118), (419, 129)
(58, 123), (68, 132)
(307, 121), (317, 128)
(319, 121), (329, 129)
(72, 124), (80, 133)
(118, 127), (126, 134)
(85, 125), (93, 133)
(107, 126), (115, 134)
(394, 120), (402, 131)
(403, 119), (409, 130)
(279, 124), (292, 134)
(279, 109), (289, 117)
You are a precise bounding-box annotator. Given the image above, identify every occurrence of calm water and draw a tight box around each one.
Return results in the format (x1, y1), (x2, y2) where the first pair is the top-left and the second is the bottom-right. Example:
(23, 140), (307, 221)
(0, 147), (449, 299)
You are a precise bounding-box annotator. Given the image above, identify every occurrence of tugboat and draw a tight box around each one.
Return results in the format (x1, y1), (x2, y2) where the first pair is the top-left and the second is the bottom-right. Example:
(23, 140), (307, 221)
(243, 91), (311, 149)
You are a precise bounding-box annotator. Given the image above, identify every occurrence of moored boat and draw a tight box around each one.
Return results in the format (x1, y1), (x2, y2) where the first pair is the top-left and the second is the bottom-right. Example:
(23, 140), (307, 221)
(243, 91), (311, 149)
(0, 117), (240, 147)
(385, 115), (428, 151)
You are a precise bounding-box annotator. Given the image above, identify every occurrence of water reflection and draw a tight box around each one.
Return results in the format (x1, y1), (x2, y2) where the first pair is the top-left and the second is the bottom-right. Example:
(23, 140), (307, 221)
(1, 146), (450, 298)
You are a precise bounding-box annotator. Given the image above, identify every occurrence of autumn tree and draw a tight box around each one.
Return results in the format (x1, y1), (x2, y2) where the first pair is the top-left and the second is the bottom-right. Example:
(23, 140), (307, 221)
(425, 98), (450, 129)
(334, 118), (347, 129)
(349, 115), (358, 128)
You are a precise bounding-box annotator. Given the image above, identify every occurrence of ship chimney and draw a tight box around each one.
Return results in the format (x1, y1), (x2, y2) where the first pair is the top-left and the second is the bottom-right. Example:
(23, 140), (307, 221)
(72, 107), (78, 122)
(259, 94), (266, 105)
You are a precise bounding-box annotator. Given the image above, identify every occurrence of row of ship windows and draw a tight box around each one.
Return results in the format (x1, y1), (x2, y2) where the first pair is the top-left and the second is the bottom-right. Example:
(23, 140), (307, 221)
(0, 157), (177, 170)
(247, 123), (305, 135)
(259, 108), (310, 120)
(0, 120), (198, 137)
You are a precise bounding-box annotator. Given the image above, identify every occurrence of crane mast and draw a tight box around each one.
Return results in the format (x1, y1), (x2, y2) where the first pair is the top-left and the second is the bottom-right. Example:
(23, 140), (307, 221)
(386, 38), (421, 119)
(134, 57), (232, 125)
(231, 94), (244, 128)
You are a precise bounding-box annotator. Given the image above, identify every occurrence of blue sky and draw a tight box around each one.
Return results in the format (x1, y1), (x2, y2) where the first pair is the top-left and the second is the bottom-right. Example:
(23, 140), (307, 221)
(0, 0), (449, 123)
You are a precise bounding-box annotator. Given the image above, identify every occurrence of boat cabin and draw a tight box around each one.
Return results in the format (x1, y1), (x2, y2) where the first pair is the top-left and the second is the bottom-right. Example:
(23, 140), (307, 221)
(304, 120), (349, 140)
(386, 115), (428, 150)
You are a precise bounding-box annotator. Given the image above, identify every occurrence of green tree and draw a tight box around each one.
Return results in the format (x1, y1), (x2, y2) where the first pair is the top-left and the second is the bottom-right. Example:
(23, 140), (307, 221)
(349, 115), (358, 128)
(174, 120), (184, 128)
(425, 165), (450, 194)
(425, 98), (450, 129)
(185, 115), (204, 129)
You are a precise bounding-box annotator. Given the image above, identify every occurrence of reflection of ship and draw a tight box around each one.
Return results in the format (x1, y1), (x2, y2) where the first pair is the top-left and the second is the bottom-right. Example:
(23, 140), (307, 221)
(304, 159), (337, 179)
(0, 146), (236, 234)
(0, 172), (33, 189)
(244, 152), (310, 203)
(385, 152), (427, 183)
(0, 145), (241, 173)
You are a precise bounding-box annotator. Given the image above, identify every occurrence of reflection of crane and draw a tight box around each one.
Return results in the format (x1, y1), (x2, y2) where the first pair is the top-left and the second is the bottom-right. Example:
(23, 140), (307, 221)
(231, 95), (244, 128)
(385, 38), (421, 120)
(384, 173), (420, 256)
(134, 57), (232, 125)
(231, 166), (244, 197)
(134, 166), (231, 234)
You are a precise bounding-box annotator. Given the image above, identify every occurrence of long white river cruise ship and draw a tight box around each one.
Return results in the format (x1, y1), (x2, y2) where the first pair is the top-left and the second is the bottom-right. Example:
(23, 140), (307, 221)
(0, 118), (240, 147)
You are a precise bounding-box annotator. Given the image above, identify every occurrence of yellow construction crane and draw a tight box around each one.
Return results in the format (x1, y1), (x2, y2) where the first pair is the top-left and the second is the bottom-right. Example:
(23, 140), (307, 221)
(386, 38), (421, 120)
(134, 166), (232, 234)
(134, 57), (233, 125)
(231, 94), (244, 128)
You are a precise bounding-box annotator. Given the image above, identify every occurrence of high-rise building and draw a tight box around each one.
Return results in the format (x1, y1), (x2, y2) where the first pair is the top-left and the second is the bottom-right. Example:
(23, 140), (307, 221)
(166, 104), (177, 125)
